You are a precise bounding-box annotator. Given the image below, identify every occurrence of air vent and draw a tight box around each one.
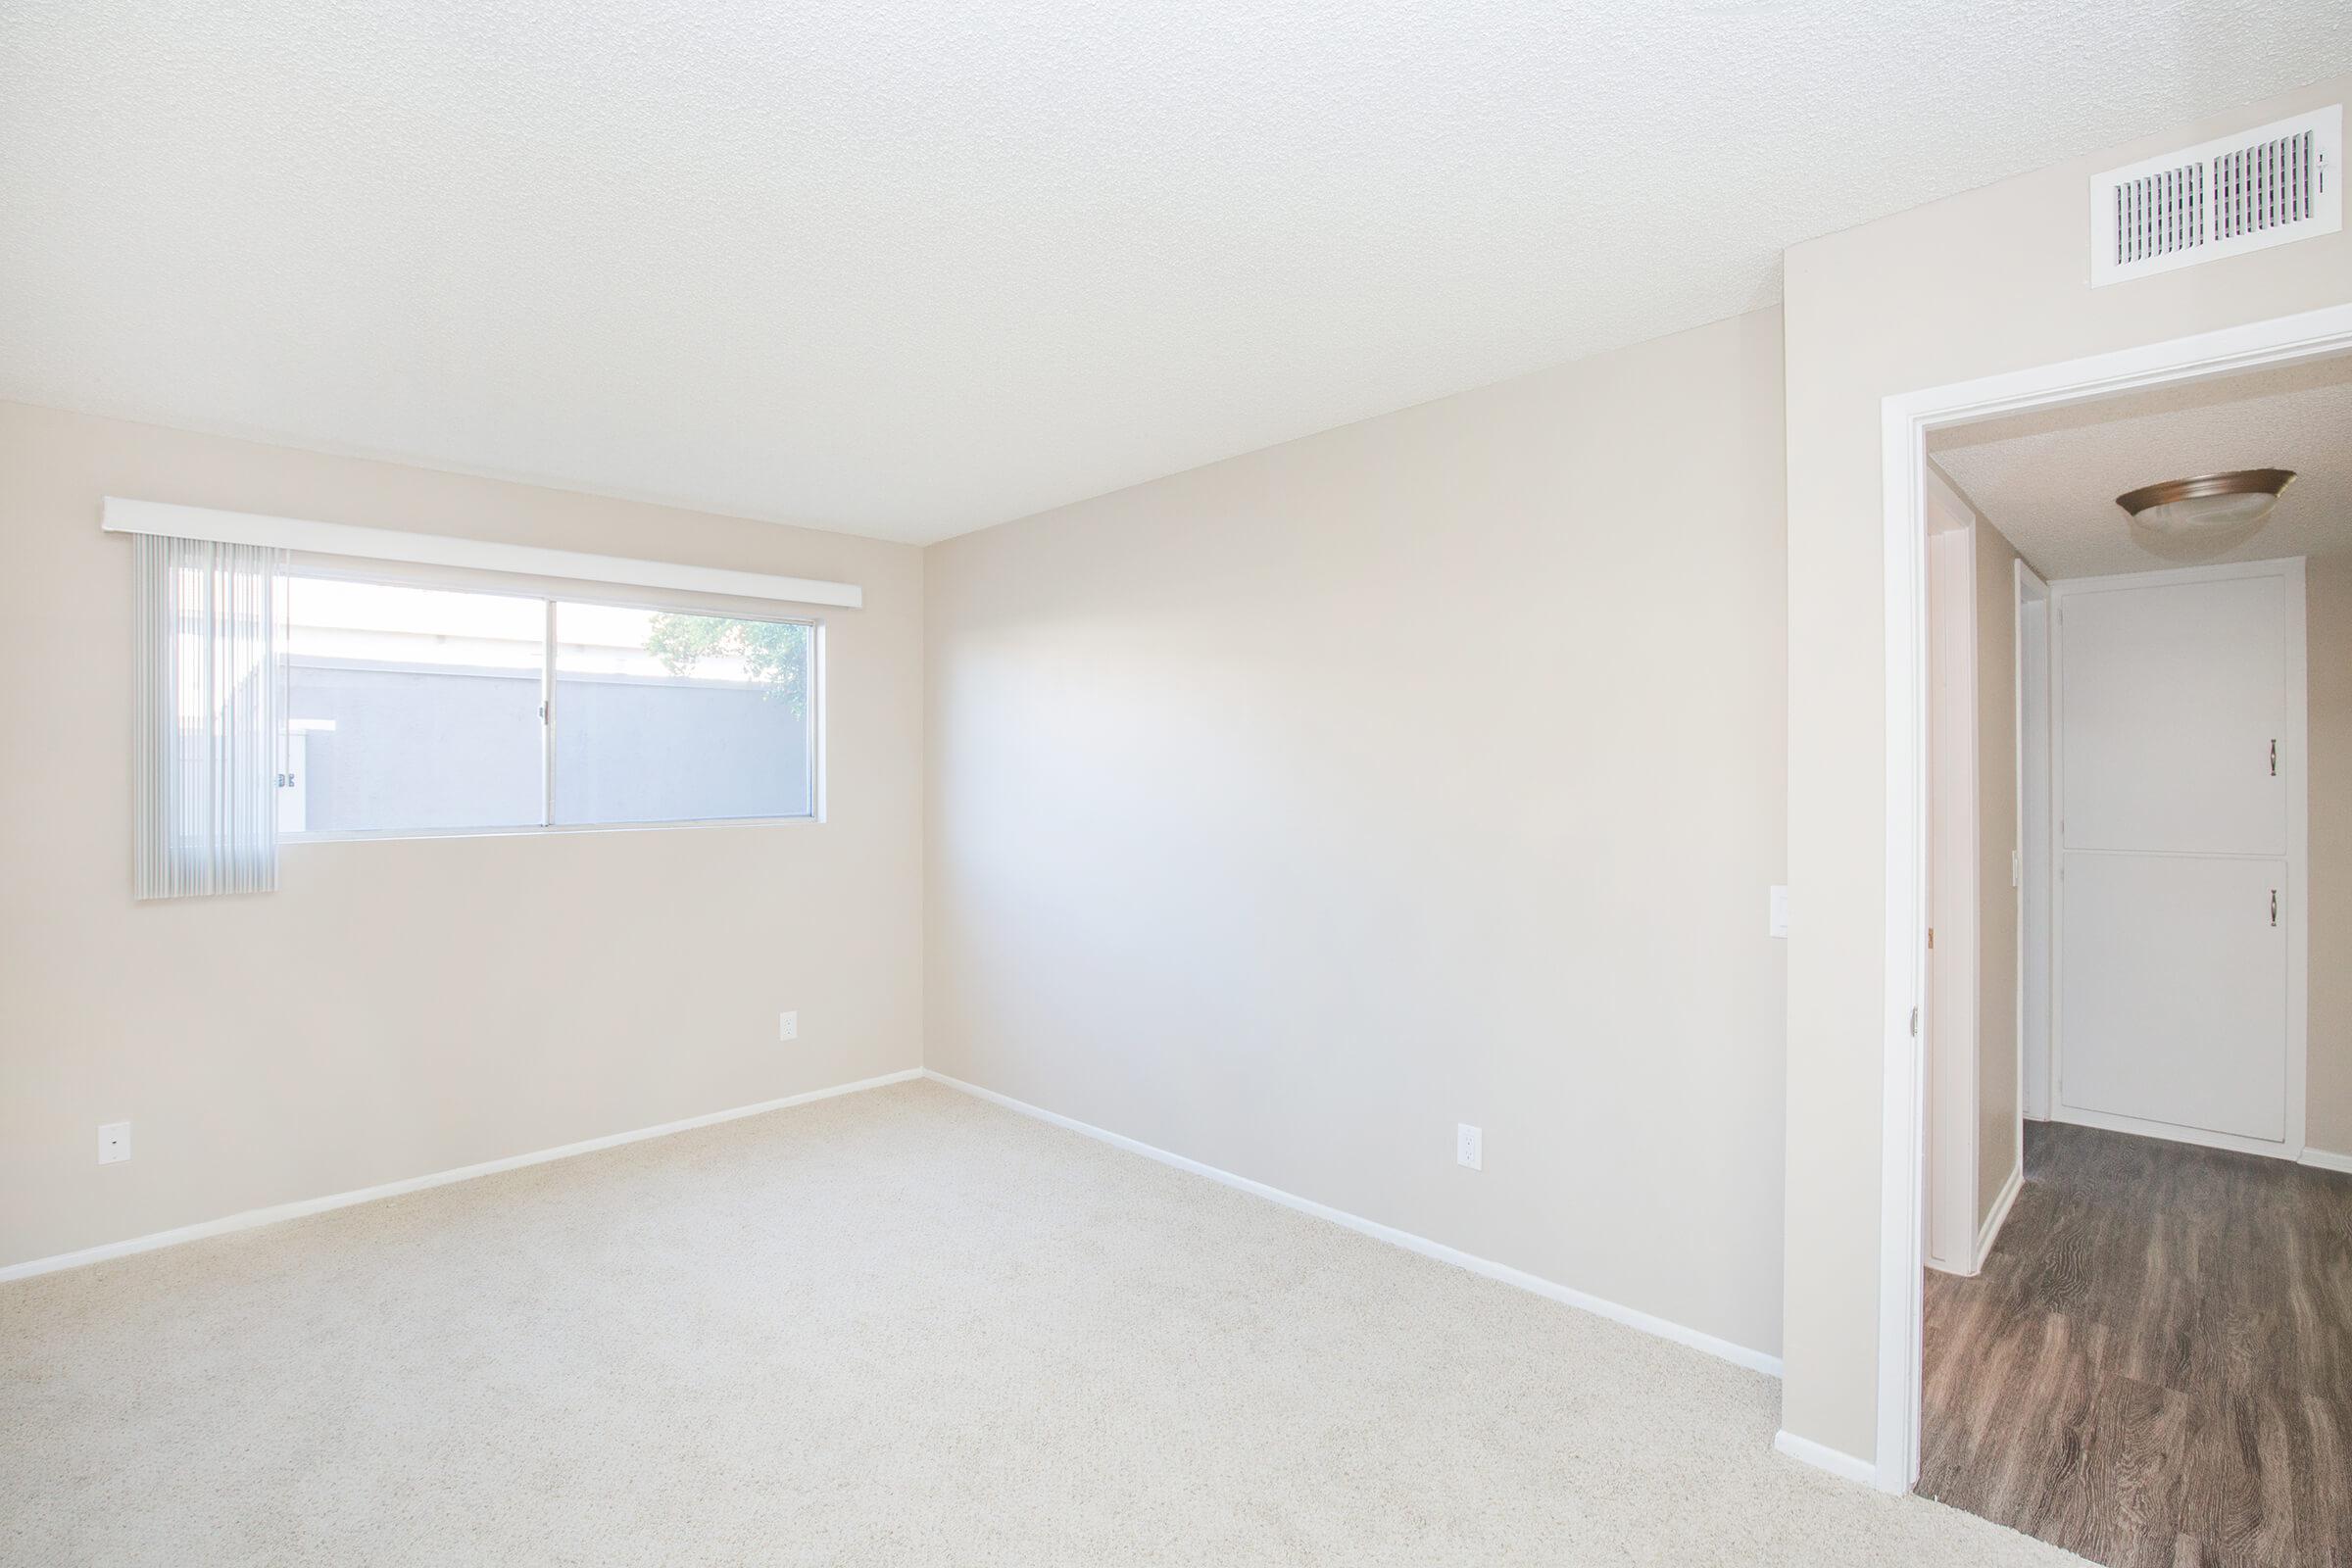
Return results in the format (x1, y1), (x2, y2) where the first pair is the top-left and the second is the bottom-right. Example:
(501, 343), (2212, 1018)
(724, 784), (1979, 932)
(2090, 106), (2340, 286)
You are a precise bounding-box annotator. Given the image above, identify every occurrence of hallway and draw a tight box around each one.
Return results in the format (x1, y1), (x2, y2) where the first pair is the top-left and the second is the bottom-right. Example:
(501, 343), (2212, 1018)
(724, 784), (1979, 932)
(1921, 1121), (2352, 1566)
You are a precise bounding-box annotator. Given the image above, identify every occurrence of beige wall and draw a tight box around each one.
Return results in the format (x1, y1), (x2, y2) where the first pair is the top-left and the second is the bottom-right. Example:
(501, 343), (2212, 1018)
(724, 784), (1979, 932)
(1782, 74), (2352, 1465)
(1973, 514), (2022, 1223)
(0, 402), (926, 1270)
(2312, 555), (2352, 1159)
(926, 309), (1789, 1359)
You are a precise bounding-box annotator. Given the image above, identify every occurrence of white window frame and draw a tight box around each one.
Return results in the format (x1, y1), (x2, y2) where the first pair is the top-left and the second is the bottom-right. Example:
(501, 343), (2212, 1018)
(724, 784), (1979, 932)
(279, 561), (827, 844)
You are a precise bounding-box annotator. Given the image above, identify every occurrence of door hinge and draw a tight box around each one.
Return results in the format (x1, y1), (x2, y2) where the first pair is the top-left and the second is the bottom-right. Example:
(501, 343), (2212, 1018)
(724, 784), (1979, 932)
(2272, 889), (2279, 927)
(1909, 1006), (1921, 1038)
(2271, 739), (2278, 776)
(1927, 927), (1935, 951)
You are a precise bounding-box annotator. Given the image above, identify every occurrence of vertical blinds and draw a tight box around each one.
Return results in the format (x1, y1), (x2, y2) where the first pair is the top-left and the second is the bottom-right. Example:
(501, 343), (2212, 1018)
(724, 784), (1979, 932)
(132, 534), (287, 899)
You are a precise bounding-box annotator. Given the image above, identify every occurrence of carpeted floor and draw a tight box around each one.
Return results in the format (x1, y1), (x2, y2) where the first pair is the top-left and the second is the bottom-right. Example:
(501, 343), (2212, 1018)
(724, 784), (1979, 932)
(2, 1079), (2082, 1566)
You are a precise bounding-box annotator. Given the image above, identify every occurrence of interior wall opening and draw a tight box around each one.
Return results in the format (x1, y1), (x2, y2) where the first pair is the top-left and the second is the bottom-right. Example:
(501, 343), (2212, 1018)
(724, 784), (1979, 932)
(1903, 340), (2352, 1564)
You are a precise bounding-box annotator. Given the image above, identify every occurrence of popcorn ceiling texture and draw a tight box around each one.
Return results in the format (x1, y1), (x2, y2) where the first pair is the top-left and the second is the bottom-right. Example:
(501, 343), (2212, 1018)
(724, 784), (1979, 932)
(0, 1080), (2086, 1566)
(1, 1), (2346, 543)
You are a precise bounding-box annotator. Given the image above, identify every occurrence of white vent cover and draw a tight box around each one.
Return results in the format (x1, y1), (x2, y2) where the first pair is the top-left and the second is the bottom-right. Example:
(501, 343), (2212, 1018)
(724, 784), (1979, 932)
(2091, 105), (2339, 286)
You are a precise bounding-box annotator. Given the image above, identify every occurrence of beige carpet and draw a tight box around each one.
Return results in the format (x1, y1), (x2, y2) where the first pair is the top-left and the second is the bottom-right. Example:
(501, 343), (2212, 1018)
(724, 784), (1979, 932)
(2, 1079), (2082, 1566)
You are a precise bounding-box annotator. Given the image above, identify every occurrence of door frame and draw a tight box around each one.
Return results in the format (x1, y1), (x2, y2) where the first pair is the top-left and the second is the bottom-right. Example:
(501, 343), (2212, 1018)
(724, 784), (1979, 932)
(2044, 555), (2308, 1158)
(2015, 559), (2051, 1124)
(1922, 503), (1980, 1276)
(1873, 301), (2352, 1496)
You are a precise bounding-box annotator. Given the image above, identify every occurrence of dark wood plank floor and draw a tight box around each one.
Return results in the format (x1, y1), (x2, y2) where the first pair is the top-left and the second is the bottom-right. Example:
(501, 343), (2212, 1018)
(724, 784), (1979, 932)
(1921, 1121), (2352, 1568)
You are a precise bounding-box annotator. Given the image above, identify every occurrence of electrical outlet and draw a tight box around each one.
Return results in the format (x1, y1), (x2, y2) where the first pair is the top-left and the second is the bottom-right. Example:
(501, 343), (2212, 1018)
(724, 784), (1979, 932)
(98, 1121), (131, 1164)
(1456, 1123), (1483, 1171)
(777, 1010), (798, 1042)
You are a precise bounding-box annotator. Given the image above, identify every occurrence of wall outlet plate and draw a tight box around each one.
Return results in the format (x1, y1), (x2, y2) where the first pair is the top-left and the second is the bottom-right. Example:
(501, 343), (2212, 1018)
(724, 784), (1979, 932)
(1769, 884), (1790, 939)
(1456, 1123), (1483, 1171)
(778, 1010), (799, 1042)
(98, 1121), (131, 1164)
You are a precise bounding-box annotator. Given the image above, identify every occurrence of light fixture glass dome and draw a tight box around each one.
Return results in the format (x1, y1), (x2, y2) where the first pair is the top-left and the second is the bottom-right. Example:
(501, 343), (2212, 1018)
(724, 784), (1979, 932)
(2114, 468), (2295, 537)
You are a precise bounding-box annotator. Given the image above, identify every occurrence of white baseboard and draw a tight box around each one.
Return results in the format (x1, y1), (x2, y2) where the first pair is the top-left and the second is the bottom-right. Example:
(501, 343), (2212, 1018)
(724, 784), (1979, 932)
(1969, 1159), (2024, 1274)
(0, 1067), (924, 1285)
(2301, 1147), (2352, 1176)
(2049, 1104), (2305, 1163)
(1774, 1428), (1880, 1488)
(923, 1069), (1784, 1379)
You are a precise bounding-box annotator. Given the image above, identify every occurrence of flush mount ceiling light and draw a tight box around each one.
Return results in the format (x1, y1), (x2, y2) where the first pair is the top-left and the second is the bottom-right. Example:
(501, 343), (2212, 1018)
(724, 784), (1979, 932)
(2114, 467), (2296, 536)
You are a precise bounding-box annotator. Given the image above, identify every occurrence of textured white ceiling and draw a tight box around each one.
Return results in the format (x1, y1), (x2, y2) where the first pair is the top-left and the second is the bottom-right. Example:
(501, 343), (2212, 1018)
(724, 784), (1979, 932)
(1931, 353), (2352, 579)
(4, 3), (2349, 544)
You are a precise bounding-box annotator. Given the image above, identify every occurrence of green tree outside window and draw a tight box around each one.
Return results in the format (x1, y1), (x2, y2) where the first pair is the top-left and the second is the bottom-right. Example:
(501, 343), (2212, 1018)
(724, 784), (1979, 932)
(644, 615), (809, 716)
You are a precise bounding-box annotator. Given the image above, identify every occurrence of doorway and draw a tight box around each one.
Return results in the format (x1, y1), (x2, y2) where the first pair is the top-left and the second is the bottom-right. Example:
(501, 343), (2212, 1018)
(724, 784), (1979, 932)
(1882, 301), (2352, 1560)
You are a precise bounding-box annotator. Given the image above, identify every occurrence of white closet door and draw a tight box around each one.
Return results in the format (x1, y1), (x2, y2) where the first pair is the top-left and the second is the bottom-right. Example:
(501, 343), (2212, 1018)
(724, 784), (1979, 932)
(2053, 563), (2301, 1152)
(2058, 851), (2286, 1142)
(2060, 572), (2288, 856)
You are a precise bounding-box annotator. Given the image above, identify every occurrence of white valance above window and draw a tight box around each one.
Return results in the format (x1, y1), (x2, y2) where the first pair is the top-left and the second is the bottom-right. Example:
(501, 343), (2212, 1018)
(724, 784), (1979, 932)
(103, 499), (862, 610)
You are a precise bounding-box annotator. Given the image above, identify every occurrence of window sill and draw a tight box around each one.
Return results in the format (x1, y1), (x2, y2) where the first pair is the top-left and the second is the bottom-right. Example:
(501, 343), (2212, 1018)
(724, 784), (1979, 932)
(283, 815), (820, 845)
